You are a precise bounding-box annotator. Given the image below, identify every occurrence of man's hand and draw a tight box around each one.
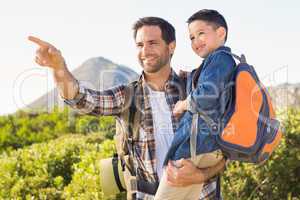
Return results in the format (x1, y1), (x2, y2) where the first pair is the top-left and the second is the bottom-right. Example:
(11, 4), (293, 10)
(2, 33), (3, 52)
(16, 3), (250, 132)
(173, 100), (188, 118)
(28, 36), (79, 100)
(28, 36), (66, 70)
(166, 158), (226, 187)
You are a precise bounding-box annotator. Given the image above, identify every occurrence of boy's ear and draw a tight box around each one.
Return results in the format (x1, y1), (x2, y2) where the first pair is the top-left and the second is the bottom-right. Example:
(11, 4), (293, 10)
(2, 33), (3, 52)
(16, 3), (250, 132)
(217, 27), (226, 42)
(169, 41), (176, 55)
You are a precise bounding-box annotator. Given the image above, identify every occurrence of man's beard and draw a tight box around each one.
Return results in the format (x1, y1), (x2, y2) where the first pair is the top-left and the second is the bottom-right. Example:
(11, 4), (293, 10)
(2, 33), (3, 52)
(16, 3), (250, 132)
(140, 53), (170, 73)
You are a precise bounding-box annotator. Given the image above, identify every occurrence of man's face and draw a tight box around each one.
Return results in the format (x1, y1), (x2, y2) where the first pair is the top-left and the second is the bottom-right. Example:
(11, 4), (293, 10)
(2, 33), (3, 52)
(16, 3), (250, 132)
(135, 25), (174, 73)
(188, 20), (225, 58)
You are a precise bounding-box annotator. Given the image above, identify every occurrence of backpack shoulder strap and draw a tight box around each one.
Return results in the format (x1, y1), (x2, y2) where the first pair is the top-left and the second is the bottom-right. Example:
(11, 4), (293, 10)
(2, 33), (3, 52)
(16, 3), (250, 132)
(127, 80), (140, 141)
(122, 80), (141, 150)
(216, 50), (247, 64)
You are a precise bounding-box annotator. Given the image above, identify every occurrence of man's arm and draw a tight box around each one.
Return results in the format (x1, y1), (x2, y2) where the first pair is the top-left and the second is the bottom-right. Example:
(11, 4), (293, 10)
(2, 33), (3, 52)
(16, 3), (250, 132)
(28, 36), (127, 116)
(28, 36), (79, 100)
(165, 158), (226, 187)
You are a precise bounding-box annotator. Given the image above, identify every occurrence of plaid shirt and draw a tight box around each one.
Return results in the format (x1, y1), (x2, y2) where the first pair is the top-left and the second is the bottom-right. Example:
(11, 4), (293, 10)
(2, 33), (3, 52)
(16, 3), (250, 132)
(64, 69), (221, 200)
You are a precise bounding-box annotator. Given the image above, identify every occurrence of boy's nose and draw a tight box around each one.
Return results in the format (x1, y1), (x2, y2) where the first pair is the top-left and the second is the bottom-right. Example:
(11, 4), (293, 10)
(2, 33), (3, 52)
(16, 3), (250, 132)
(193, 39), (203, 50)
(193, 38), (202, 46)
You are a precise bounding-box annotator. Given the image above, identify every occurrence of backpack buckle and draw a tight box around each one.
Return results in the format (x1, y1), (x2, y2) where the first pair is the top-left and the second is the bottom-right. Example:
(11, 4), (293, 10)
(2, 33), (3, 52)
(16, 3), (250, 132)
(211, 124), (219, 133)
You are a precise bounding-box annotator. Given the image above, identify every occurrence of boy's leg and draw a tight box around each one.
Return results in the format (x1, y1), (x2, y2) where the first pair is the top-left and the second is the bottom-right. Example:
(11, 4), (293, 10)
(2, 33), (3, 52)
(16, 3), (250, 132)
(183, 150), (223, 199)
(154, 150), (223, 200)
(192, 150), (223, 168)
(154, 168), (203, 200)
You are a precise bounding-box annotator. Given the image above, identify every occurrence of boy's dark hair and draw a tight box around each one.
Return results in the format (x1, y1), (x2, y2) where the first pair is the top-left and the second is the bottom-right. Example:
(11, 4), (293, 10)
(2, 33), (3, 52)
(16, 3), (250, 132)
(187, 9), (228, 42)
(133, 17), (176, 44)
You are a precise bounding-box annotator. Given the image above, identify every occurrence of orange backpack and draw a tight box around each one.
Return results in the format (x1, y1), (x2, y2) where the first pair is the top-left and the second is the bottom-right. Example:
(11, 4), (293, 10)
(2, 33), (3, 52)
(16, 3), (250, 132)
(215, 51), (283, 164)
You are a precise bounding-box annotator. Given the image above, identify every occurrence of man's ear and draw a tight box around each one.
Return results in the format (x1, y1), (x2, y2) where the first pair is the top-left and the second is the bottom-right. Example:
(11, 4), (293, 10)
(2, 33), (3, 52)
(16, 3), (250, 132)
(169, 41), (176, 55)
(217, 27), (226, 42)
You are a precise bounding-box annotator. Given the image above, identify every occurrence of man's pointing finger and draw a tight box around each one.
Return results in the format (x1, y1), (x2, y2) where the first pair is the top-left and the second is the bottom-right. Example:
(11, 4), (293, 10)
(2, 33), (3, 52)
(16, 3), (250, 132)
(28, 36), (50, 48)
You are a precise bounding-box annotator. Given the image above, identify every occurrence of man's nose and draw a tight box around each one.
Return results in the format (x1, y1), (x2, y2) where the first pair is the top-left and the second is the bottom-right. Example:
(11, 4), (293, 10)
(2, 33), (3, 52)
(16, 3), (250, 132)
(141, 44), (151, 55)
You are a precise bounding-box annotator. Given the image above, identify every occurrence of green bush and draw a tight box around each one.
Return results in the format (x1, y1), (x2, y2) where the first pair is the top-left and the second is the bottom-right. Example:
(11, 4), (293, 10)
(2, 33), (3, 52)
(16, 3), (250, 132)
(0, 109), (299, 199)
(0, 133), (119, 199)
(0, 108), (116, 153)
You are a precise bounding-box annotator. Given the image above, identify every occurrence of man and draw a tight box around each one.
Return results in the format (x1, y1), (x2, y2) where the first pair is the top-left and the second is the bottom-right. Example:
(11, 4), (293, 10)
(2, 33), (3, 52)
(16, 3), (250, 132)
(29, 17), (226, 200)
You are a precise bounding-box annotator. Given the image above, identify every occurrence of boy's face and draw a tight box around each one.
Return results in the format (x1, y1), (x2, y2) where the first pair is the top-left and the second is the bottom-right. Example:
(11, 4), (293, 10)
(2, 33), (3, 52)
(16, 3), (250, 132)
(188, 20), (226, 58)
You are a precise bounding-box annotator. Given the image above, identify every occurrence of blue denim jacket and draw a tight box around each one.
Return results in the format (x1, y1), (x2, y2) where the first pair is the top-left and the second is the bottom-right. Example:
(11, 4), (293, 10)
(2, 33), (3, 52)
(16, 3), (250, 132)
(165, 46), (236, 161)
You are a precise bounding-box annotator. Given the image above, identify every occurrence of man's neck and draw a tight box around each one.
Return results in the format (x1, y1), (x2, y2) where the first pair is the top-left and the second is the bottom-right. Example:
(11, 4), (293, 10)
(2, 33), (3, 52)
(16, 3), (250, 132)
(144, 66), (171, 91)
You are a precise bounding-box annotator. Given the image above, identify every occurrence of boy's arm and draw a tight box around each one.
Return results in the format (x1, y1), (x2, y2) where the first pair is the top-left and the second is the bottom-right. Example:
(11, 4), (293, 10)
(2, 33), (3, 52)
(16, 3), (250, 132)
(171, 69), (190, 118)
(172, 99), (188, 118)
(186, 52), (235, 113)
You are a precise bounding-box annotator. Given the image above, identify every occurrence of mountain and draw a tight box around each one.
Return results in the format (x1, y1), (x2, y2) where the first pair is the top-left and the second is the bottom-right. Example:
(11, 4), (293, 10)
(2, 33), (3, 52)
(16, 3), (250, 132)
(268, 83), (300, 110)
(26, 57), (139, 111)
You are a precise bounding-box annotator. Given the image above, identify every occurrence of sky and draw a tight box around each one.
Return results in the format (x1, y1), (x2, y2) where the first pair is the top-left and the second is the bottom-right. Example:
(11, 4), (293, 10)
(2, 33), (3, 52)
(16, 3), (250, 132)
(0, 0), (299, 115)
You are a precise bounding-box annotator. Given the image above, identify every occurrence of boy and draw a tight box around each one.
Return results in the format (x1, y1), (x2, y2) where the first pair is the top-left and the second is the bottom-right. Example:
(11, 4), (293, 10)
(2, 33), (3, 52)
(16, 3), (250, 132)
(154, 9), (236, 200)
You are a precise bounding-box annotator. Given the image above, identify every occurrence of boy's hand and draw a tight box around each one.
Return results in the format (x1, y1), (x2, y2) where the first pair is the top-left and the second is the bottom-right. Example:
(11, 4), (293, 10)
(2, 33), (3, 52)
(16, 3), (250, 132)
(28, 36), (66, 70)
(173, 100), (188, 118)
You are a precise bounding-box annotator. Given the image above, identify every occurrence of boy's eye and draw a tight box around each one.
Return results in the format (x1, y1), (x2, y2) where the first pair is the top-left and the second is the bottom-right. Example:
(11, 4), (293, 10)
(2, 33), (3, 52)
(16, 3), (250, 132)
(198, 31), (204, 36)
(190, 36), (195, 41)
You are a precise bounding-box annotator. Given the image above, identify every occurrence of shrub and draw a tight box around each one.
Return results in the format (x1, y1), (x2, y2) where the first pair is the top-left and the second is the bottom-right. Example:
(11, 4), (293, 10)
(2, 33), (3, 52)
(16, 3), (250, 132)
(0, 108), (115, 153)
(0, 133), (118, 199)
